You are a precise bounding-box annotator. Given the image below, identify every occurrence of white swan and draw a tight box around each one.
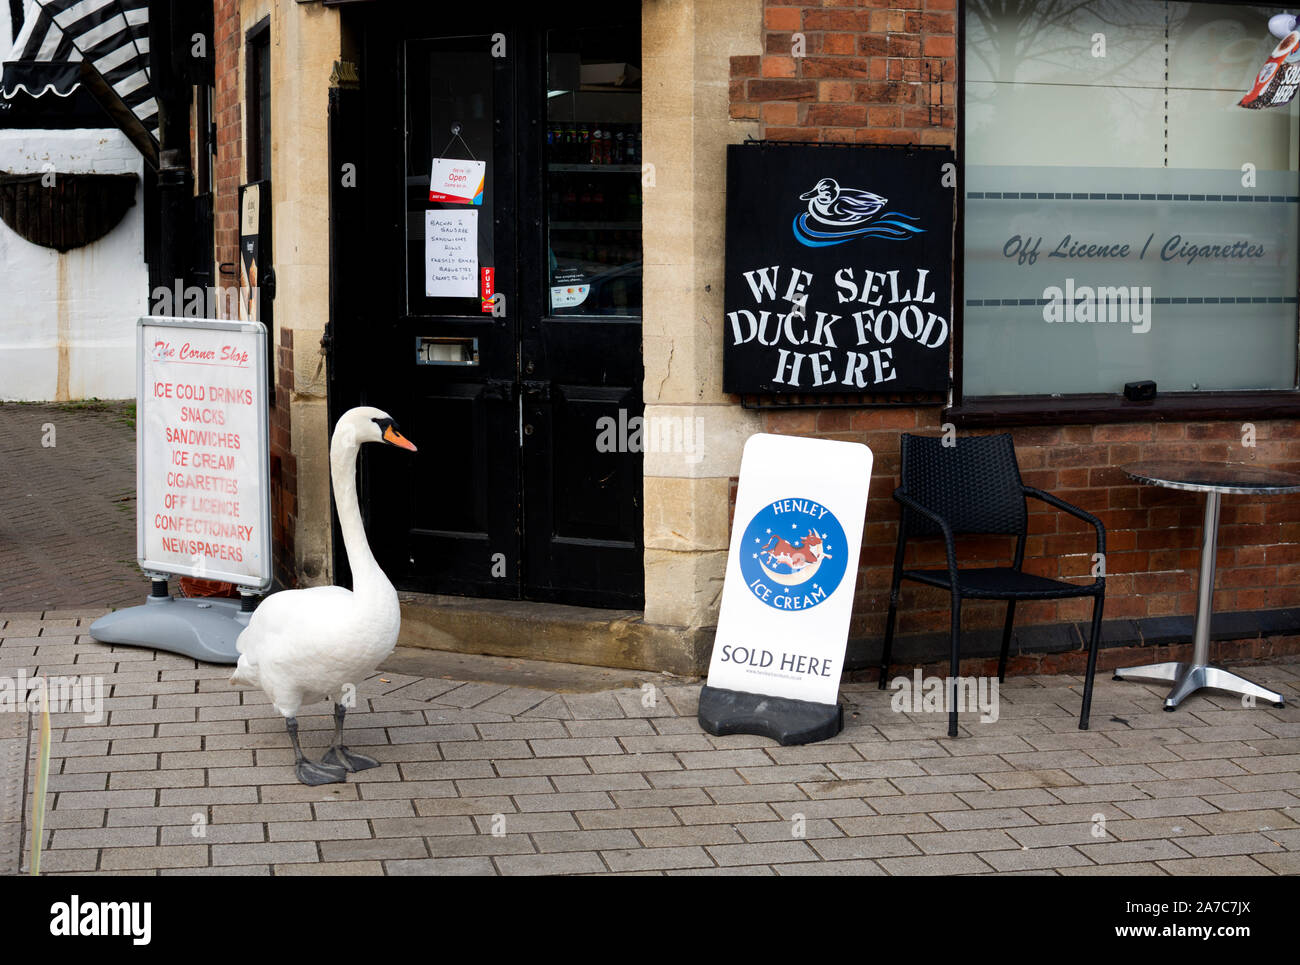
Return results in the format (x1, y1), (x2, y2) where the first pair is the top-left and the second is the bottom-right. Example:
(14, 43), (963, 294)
(229, 406), (417, 785)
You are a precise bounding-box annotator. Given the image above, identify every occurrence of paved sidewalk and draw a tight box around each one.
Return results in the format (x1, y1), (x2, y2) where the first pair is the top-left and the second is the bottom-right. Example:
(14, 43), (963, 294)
(3, 609), (1298, 876)
(0, 402), (141, 610)
(0, 707), (26, 874)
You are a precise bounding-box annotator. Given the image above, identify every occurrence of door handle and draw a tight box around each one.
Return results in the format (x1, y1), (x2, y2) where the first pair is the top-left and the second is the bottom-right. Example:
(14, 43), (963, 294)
(521, 380), (551, 401)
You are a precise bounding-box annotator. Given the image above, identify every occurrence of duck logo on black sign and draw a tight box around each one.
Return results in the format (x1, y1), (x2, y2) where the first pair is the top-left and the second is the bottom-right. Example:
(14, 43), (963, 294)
(793, 177), (925, 247)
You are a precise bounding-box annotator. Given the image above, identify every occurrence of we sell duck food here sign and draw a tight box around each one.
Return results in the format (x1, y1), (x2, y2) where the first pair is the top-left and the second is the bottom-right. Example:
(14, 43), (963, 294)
(137, 317), (272, 589)
(723, 143), (955, 395)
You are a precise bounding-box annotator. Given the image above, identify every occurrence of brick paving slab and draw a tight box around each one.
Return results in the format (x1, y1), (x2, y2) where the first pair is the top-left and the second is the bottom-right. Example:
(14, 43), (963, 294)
(799, 778), (896, 800)
(603, 845), (712, 872)
(425, 833), (536, 857)
(704, 783), (808, 805)
(775, 858), (887, 876)
(2, 609), (1299, 875)
(495, 851), (605, 875)
(550, 771), (645, 793)
(646, 827), (748, 854)
(1156, 855), (1273, 875)
(272, 861), (381, 876)
(385, 856), (497, 875)
(879, 853), (995, 875)
(1252, 850), (1300, 873)
(647, 767), (745, 788)
(981, 845), (1093, 872)
(1177, 832), (1285, 858)
(811, 835), (919, 860)
(0, 822), (21, 877)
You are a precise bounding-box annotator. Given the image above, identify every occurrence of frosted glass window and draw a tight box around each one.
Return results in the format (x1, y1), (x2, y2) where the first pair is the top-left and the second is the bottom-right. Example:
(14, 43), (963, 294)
(963, 1), (1300, 396)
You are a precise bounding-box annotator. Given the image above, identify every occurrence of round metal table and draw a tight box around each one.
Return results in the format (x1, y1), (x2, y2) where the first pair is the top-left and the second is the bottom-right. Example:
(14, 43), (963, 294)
(1114, 461), (1300, 711)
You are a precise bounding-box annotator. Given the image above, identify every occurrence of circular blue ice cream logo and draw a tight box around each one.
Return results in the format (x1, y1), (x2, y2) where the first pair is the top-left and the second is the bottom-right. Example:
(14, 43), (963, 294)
(738, 497), (848, 611)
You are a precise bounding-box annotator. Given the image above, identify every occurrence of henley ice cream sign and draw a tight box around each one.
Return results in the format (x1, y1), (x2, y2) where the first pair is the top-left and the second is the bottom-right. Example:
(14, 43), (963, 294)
(707, 434), (872, 708)
(723, 143), (955, 395)
(738, 498), (849, 613)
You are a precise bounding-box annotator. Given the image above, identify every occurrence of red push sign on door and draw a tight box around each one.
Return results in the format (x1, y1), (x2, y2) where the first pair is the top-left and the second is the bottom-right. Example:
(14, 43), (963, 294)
(481, 267), (495, 313)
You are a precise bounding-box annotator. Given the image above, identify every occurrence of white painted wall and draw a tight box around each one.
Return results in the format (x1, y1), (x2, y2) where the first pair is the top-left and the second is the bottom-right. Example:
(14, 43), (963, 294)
(0, 128), (147, 400)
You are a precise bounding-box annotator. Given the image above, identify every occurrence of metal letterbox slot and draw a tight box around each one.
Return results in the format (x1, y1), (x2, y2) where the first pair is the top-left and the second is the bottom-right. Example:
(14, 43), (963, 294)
(416, 336), (479, 366)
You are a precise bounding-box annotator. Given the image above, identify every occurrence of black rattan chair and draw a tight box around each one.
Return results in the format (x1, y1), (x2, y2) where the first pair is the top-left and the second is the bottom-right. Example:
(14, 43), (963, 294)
(878, 433), (1106, 736)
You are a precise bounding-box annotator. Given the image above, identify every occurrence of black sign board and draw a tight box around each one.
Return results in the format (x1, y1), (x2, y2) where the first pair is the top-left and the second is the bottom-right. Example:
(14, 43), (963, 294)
(723, 142), (955, 396)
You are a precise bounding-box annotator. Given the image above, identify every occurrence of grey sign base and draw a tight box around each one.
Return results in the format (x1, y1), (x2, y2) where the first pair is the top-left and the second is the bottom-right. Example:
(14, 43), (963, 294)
(89, 593), (250, 665)
(697, 685), (842, 745)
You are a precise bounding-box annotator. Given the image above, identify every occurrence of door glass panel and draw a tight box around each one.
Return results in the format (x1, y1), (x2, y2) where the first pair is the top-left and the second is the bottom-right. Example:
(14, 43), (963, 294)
(405, 36), (496, 317)
(545, 27), (642, 317)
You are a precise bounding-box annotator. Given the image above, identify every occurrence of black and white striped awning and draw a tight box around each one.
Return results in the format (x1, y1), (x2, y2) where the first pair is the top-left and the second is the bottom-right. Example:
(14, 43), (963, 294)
(1, 0), (158, 165)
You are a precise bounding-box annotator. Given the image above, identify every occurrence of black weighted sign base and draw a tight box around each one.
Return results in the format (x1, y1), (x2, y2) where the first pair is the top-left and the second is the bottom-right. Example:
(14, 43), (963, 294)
(697, 685), (842, 746)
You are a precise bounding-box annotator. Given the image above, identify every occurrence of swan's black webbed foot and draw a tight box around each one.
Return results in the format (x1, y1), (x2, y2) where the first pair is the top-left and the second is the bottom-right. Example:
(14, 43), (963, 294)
(286, 715), (348, 785)
(296, 757), (348, 785)
(322, 745), (380, 772)
(323, 702), (381, 772)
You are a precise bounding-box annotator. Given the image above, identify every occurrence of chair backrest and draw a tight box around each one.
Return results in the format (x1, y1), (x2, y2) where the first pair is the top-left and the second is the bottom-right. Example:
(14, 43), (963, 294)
(899, 432), (1027, 537)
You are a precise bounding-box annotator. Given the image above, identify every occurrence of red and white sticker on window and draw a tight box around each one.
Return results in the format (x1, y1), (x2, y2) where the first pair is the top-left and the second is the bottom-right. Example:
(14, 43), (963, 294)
(481, 267), (495, 313)
(1240, 31), (1300, 109)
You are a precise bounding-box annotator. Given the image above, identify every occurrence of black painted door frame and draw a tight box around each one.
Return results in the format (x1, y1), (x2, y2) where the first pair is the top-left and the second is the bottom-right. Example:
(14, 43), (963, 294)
(327, 4), (644, 609)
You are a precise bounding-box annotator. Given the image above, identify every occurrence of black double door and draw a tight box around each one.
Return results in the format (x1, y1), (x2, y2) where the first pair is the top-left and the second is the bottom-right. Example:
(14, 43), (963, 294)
(331, 5), (644, 609)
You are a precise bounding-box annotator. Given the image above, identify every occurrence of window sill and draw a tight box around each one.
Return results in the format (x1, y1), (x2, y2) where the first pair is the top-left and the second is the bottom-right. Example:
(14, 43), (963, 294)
(946, 390), (1300, 428)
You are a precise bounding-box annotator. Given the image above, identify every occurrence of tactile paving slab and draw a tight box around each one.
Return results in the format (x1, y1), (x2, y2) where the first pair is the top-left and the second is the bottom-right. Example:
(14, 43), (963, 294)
(0, 714), (31, 875)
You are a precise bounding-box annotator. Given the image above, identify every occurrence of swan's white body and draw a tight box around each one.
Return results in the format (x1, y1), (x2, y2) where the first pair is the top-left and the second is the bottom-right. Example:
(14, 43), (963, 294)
(229, 584), (399, 716)
(230, 407), (404, 718)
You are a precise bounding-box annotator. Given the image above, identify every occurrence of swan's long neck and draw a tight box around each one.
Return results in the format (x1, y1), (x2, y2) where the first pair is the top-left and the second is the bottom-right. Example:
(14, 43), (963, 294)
(330, 433), (389, 598)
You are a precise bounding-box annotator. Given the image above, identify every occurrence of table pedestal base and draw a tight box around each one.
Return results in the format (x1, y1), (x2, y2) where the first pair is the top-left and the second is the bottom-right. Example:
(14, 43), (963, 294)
(1113, 661), (1285, 711)
(1113, 488), (1292, 712)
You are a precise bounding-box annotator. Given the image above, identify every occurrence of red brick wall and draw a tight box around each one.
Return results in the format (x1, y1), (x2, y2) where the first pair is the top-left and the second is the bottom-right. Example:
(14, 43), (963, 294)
(730, 0), (956, 146)
(760, 410), (1300, 642)
(213, 0), (296, 589)
(730, 1), (1300, 654)
(213, 0), (241, 301)
(271, 328), (297, 589)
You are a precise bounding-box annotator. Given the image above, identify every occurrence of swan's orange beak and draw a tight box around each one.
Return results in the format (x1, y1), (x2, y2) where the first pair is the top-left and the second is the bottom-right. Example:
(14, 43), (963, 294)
(383, 425), (417, 452)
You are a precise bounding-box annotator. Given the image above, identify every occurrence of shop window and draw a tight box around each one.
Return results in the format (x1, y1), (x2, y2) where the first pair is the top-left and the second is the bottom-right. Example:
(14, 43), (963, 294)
(246, 21), (271, 184)
(961, 1), (1299, 400)
(544, 26), (642, 317)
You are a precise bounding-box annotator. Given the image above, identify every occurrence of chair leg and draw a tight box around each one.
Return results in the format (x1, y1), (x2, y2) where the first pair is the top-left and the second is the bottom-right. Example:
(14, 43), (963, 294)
(948, 594), (961, 738)
(878, 575), (903, 690)
(998, 600), (1016, 683)
(1079, 592), (1104, 730)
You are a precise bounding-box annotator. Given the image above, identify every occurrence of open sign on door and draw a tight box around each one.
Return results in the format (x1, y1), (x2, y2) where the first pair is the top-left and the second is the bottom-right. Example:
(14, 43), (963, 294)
(429, 158), (486, 204)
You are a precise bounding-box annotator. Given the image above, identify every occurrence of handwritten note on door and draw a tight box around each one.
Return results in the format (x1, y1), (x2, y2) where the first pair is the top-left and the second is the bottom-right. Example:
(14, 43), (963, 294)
(425, 209), (478, 298)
